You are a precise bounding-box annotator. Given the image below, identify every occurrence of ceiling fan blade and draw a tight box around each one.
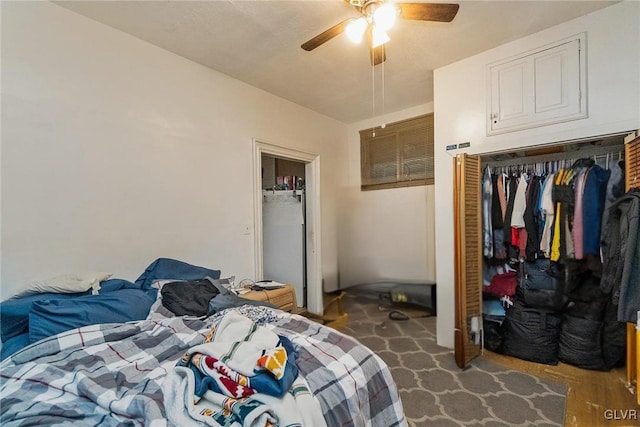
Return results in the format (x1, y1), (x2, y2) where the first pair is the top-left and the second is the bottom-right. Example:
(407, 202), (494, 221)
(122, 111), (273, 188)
(397, 3), (459, 22)
(301, 19), (351, 51)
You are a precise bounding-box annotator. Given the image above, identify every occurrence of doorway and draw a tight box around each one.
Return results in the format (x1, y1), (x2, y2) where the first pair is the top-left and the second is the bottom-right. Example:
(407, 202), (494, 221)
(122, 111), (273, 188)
(261, 154), (306, 307)
(252, 139), (323, 314)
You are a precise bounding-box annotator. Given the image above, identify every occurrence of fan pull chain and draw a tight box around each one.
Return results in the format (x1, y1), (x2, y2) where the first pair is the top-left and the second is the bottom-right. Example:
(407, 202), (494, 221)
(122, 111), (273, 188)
(381, 58), (386, 129)
(372, 58), (376, 137)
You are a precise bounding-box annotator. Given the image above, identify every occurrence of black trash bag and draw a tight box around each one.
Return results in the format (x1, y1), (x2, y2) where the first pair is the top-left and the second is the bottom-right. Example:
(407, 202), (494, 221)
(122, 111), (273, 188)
(558, 315), (606, 370)
(560, 261), (626, 371)
(601, 298), (626, 370)
(502, 300), (562, 365)
(563, 273), (608, 321)
(518, 259), (568, 311)
(483, 314), (505, 353)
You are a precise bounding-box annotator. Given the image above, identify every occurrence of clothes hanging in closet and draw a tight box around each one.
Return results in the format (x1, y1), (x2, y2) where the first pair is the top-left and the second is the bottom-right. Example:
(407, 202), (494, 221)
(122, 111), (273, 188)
(480, 155), (628, 369)
(482, 159), (617, 264)
(600, 189), (640, 323)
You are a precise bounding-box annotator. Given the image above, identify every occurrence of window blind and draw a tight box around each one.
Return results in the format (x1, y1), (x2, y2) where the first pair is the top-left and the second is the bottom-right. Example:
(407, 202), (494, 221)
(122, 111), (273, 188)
(360, 114), (434, 191)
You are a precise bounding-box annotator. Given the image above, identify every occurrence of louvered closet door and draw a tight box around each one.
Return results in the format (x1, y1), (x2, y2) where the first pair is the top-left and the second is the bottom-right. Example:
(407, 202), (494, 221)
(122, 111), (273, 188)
(453, 153), (483, 368)
(624, 135), (640, 404)
(625, 135), (640, 191)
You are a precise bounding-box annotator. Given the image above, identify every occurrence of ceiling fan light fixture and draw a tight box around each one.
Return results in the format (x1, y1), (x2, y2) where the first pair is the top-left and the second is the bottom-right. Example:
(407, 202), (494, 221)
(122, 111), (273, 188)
(300, 1), (460, 66)
(373, 3), (397, 32)
(371, 25), (390, 48)
(345, 17), (368, 43)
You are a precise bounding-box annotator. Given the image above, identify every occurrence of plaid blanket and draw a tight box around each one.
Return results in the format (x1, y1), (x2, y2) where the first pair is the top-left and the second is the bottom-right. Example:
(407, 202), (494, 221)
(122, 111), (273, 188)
(0, 305), (406, 426)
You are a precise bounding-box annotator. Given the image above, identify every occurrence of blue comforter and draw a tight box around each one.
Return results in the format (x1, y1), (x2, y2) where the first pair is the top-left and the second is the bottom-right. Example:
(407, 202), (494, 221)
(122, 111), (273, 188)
(0, 258), (222, 359)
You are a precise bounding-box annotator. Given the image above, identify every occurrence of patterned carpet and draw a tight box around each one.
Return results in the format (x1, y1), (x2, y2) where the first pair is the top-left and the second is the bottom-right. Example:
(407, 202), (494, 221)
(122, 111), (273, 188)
(341, 294), (567, 427)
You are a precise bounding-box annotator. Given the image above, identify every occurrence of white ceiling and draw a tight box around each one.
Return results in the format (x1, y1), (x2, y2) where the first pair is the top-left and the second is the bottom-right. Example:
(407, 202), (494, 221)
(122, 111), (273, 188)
(54, 0), (618, 124)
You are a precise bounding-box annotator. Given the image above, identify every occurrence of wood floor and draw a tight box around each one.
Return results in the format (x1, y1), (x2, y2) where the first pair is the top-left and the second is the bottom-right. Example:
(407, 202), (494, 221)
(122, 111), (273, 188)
(484, 351), (638, 426)
(323, 292), (639, 426)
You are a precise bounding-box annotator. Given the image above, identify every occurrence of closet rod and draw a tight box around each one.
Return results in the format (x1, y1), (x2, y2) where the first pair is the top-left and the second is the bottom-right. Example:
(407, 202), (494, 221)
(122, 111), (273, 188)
(483, 143), (624, 169)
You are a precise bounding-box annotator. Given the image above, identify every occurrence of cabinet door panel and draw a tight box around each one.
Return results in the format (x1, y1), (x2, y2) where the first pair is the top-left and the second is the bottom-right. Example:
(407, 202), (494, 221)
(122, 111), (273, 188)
(493, 60), (528, 122)
(535, 51), (566, 111)
(489, 34), (586, 135)
(534, 39), (581, 118)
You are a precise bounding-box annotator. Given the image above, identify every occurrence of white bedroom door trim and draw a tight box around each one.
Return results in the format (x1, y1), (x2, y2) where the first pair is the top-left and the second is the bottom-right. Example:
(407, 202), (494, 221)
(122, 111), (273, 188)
(252, 139), (323, 315)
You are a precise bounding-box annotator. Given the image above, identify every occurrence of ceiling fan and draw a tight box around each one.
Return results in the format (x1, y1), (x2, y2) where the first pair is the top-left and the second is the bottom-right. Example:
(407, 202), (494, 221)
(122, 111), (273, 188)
(301, 1), (459, 66)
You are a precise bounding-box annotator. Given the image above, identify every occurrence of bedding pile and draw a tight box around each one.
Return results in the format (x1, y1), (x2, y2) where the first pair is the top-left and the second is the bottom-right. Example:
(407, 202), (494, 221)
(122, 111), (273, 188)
(0, 258), (223, 359)
(0, 304), (405, 426)
(162, 311), (326, 426)
(0, 277), (158, 359)
(0, 258), (407, 426)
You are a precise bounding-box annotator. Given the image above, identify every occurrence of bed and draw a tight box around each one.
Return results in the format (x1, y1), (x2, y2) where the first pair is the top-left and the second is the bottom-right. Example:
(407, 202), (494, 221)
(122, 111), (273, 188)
(0, 258), (406, 426)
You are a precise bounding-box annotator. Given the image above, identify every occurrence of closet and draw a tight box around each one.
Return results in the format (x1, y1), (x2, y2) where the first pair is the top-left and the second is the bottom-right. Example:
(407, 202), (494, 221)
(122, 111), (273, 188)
(454, 132), (639, 372)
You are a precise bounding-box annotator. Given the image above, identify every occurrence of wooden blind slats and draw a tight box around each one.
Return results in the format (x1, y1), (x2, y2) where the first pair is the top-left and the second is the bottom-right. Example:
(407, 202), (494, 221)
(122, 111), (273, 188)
(454, 153), (483, 368)
(368, 134), (397, 185)
(360, 114), (434, 190)
(626, 136), (640, 191)
(624, 135), (640, 404)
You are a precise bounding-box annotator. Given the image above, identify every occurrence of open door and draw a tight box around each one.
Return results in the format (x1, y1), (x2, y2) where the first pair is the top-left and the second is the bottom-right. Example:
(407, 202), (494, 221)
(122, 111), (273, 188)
(453, 153), (483, 368)
(253, 139), (323, 315)
(624, 135), (640, 403)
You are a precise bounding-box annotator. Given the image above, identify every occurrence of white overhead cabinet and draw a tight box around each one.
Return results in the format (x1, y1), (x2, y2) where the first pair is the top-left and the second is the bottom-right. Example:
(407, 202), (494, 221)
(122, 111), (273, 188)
(488, 33), (587, 135)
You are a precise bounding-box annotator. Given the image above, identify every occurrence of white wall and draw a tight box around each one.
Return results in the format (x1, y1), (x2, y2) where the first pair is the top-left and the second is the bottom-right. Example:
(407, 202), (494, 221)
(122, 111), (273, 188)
(433, 1), (640, 348)
(338, 104), (436, 289)
(0, 1), (349, 300)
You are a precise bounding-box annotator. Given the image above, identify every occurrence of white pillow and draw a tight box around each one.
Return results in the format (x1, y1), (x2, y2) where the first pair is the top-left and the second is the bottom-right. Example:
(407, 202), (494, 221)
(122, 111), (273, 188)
(13, 272), (112, 298)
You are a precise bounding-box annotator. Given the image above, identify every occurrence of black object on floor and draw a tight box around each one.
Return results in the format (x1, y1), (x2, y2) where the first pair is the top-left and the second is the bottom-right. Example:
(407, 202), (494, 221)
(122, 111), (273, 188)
(388, 310), (411, 321)
(346, 281), (437, 315)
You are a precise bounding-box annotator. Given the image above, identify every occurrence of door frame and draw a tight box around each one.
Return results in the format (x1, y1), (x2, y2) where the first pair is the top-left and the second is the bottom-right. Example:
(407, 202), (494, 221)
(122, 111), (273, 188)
(252, 139), (323, 314)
